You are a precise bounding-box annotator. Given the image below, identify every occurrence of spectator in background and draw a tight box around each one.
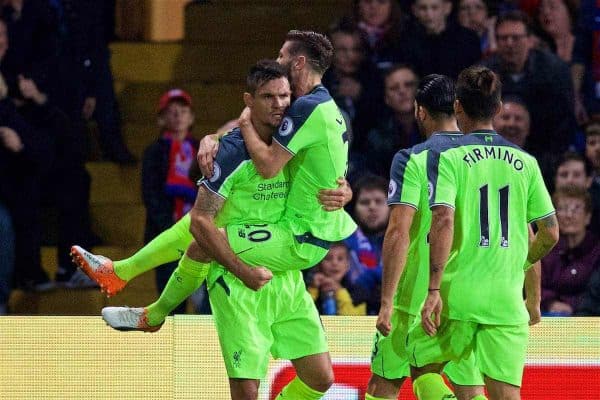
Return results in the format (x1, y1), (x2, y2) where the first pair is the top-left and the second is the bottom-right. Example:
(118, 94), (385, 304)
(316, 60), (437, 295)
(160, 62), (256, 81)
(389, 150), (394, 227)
(0, 0), (57, 99)
(50, 0), (134, 164)
(324, 19), (382, 146)
(0, 16), (53, 291)
(408, 0), (482, 78)
(16, 75), (96, 286)
(457, 0), (497, 56)
(307, 242), (366, 315)
(142, 89), (198, 315)
(482, 11), (576, 179)
(576, 264), (600, 315)
(344, 175), (389, 314)
(352, 0), (411, 71)
(571, 0), (600, 125)
(362, 64), (420, 178)
(542, 186), (600, 316)
(585, 121), (600, 233)
(534, 0), (577, 63)
(493, 95), (530, 147)
(0, 193), (14, 314)
(554, 151), (599, 235)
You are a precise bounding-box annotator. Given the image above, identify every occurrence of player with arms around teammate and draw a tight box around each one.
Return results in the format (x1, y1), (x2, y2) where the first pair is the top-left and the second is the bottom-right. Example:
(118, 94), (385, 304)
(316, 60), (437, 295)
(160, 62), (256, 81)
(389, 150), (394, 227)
(199, 30), (357, 269)
(409, 66), (559, 400)
(76, 60), (343, 400)
(366, 75), (486, 400)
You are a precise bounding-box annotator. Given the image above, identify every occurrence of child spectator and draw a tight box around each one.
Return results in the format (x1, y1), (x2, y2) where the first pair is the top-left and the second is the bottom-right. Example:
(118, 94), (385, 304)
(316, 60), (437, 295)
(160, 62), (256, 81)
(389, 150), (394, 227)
(542, 186), (600, 315)
(308, 242), (366, 315)
(142, 89), (198, 314)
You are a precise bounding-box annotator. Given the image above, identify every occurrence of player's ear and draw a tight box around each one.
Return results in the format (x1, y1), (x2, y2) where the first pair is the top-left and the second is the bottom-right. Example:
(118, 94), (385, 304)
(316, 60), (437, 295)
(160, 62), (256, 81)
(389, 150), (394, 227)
(493, 101), (503, 118)
(243, 92), (253, 108)
(295, 55), (306, 71)
(453, 99), (462, 116)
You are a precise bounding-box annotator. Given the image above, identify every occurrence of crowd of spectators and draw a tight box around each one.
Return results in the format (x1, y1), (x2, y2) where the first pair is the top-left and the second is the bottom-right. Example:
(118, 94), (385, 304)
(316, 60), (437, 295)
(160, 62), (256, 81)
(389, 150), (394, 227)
(306, 0), (600, 316)
(1, 0), (599, 317)
(0, 0), (134, 313)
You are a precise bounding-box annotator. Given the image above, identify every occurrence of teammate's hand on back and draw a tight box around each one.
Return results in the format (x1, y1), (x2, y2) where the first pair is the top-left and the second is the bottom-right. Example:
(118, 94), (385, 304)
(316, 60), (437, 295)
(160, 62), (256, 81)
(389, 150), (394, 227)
(376, 304), (393, 336)
(239, 266), (273, 291)
(197, 133), (220, 178)
(318, 177), (352, 211)
(0, 126), (24, 153)
(421, 291), (442, 336)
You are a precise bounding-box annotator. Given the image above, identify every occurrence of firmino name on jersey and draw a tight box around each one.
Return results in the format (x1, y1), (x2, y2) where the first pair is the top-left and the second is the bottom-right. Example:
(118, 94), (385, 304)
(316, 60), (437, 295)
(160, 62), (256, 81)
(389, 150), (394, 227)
(462, 146), (524, 171)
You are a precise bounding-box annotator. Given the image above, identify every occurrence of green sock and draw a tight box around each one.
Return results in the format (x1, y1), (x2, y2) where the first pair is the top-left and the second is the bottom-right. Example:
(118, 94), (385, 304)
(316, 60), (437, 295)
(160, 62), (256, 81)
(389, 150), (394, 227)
(365, 393), (394, 400)
(114, 214), (194, 281)
(413, 373), (456, 400)
(145, 254), (210, 326)
(470, 396), (487, 400)
(276, 377), (325, 399)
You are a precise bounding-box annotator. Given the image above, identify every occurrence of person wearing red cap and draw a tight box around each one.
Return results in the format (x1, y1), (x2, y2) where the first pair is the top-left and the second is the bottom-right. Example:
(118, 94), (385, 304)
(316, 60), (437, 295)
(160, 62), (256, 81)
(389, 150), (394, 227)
(142, 88), (198, 312)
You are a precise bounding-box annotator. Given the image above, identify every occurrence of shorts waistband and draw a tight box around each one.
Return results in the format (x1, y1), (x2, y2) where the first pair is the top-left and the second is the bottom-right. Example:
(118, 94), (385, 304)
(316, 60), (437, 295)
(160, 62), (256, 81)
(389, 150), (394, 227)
(294, 232), (332, 249)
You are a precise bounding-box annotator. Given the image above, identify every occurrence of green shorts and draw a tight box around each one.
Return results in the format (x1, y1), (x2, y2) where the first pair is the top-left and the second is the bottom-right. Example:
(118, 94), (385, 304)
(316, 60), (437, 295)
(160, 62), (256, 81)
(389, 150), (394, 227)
(371, 310), (483, 386)
(407, 317), (528, 386)
(226, 220), (329, 272)
(207, 266), (328, 379)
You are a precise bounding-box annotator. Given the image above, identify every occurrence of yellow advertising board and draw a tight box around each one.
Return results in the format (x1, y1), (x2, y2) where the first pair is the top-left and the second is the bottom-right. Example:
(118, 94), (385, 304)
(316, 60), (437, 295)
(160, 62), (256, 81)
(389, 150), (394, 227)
(0, 316), (598, 399)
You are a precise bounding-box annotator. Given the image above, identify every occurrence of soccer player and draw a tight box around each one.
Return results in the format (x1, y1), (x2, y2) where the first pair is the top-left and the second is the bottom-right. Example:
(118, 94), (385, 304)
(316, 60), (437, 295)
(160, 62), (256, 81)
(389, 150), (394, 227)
(409, 66), (559, 400)
(73, 60), (347, 399)
(366, 74), (486, 400)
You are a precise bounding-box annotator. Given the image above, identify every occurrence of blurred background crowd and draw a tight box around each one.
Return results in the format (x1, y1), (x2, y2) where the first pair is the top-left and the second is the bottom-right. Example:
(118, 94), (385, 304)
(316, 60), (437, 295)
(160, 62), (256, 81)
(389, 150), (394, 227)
(0, 0), (599, 318)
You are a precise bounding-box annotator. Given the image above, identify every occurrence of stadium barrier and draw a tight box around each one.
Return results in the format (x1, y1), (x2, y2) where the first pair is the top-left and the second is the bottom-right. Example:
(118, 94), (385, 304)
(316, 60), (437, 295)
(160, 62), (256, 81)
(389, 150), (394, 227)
(0, 316), (598, 399)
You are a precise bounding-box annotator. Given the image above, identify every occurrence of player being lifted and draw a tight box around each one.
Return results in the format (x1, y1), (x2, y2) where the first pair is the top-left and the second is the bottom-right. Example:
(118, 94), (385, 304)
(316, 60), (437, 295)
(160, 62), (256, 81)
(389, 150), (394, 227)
(366, 74), (487, 400)
(408, 66), (558, 400)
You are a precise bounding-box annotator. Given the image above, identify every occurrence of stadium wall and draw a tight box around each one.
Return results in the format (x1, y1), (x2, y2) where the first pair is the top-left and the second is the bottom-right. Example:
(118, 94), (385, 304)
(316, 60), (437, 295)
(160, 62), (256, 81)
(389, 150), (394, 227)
(0, 316), (598, 399)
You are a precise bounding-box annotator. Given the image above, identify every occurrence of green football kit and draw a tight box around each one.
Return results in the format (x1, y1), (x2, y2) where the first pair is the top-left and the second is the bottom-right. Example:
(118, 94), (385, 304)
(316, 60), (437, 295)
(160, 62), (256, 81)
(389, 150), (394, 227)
(407, 131), (555, 386)
(226, 85), (357, 272)
(201, 128), (327, 379)
(370, 133), (483, 387)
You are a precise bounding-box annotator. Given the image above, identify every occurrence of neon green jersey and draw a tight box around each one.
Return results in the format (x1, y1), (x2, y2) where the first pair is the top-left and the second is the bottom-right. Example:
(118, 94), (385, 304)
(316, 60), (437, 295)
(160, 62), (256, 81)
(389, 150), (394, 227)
(201, 128), (289, 227)
(273, 85), (357, 241)
(387, 133), (463, 315)
(428, 130), (555, 324)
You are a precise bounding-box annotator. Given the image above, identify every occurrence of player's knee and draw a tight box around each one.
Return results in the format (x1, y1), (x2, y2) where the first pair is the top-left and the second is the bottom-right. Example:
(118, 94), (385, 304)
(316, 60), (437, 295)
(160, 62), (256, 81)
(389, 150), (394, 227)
(185, 241), (211, 263)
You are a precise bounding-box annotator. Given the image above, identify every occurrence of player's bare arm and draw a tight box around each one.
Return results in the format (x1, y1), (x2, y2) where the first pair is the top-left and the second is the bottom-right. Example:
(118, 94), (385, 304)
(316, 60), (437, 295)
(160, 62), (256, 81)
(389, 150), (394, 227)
(527, 213), (560, 266)
(377, 205), (416, 336)
(422, 205), (455, 336)
(189, 185), (272, 290)
(524, 225), (542, 325)
(238, 107), (293, 179)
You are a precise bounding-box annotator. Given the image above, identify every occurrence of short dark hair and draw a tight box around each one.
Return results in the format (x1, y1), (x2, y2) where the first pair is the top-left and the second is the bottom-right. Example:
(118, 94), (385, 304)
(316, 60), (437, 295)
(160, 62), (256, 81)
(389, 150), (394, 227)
(246, 59), (288, 94)
(585, 118), (600, 137)
(496, 10), (532, 34)
(415, 74), (455, 118)
(353, 174), (388, 200)
(384, 63), (418, 82)
(558, 151), (594, 177)
(285, 30), (334, 75)
(553, 185), (593, 214)
(456, 66), (502, 121)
